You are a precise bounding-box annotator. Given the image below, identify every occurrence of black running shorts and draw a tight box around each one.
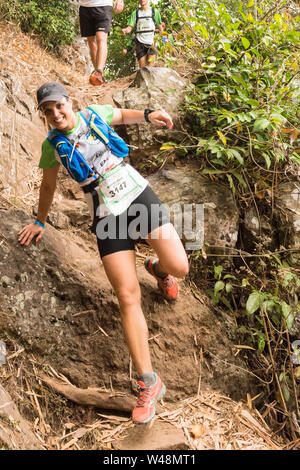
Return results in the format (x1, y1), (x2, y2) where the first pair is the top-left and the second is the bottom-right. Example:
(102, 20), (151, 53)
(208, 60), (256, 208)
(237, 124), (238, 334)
(135, 39), (156, 60)
(79, 6), (113, 36)
(84, 183), (170, 258)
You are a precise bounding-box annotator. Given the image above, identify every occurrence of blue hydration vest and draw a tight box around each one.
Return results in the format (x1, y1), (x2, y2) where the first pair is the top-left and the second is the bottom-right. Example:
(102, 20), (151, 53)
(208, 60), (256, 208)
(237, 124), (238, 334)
(47, 107), (129, 183)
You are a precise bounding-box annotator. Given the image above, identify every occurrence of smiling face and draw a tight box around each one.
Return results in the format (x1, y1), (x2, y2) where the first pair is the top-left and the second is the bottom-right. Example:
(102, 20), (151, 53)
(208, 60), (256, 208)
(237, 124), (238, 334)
(41, 97), (76, 132)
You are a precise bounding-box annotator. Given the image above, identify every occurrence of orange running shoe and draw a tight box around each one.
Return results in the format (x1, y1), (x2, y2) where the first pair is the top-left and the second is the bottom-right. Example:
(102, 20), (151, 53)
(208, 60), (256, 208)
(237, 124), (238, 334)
(132, 373), (166, 424)
(89, 70), (105, 86)
(145, 257), (178, 301)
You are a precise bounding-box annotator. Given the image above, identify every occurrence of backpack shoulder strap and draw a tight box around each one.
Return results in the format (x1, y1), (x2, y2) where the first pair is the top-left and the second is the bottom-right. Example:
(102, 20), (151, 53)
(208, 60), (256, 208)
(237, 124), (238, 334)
(47, 130), (55, 142)
(86, 106), (105, 123)
(135, 9), (139, 27)
(87, 106), (108, 130)
(136, 7), (155, 23)
(47, 129), (69, 147)
(86, 106), (110, 145)
(80, 108), (92, 125)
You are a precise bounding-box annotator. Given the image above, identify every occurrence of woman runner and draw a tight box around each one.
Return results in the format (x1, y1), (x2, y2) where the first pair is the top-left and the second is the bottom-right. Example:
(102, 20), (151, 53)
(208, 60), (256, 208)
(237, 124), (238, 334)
(18, 82), (189, 424)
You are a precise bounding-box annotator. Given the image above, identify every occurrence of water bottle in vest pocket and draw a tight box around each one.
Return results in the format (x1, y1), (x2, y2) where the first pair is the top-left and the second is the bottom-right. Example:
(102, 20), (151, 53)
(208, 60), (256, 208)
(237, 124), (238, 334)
(47, 132), (97, 183)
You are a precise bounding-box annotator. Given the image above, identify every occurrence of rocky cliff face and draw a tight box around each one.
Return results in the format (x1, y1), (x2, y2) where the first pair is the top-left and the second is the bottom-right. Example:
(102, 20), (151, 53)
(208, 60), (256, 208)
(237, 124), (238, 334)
(0, 74), (46, 198)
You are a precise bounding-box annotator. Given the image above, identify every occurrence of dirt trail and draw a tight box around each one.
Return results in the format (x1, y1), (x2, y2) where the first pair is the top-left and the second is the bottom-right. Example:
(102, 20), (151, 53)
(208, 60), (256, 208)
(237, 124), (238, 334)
(0, 21), (135, 116)
(1, 207), (257, 400)
(0, 204), (273, 450)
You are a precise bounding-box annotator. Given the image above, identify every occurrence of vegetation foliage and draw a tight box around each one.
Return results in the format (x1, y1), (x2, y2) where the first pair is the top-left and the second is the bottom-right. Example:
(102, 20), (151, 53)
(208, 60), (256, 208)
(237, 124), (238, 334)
(157, 0), (300, 435)
(161, 0), (299, 189)
(0, 0), (78, 49)
(107, 0), (138, 79)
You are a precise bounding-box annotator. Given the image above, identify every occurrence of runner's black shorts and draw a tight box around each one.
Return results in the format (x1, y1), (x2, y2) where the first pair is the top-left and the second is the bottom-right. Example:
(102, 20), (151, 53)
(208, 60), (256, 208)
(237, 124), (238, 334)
(135, 39), (156, 60)
(84, 184), (170, 258)
(79, 6), (113, 36)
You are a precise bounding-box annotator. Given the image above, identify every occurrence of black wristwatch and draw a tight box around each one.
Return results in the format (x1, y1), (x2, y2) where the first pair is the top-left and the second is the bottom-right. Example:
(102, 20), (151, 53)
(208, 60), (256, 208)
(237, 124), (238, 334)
(144, 109), (155, 123)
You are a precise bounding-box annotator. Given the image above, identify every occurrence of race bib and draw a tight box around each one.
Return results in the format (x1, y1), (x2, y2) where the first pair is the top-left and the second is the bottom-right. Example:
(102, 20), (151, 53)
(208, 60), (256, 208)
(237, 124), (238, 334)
(99, 164), (144, 216)
(138, 18), (152, 31)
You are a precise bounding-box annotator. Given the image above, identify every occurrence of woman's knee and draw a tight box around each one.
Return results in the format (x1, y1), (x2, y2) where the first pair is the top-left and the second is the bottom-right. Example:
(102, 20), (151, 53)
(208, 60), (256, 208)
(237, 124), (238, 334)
(173, 259), (189, 278)
(115, 283), (141, 309)
(162, 256), (189, 279)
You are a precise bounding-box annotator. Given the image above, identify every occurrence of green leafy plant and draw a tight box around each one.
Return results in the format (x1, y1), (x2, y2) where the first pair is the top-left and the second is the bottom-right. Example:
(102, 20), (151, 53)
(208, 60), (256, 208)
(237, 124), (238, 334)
(0, 0), (78, 49)
(208, 264), (238, 311)
(161, 0), (300, 435)
(245, 259), (300, 334)
(161, 0), (299, 194)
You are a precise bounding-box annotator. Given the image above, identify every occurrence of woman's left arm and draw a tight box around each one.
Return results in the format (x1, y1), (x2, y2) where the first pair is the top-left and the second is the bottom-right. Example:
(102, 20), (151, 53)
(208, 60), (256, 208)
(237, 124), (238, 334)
(111, 108), (174, 129)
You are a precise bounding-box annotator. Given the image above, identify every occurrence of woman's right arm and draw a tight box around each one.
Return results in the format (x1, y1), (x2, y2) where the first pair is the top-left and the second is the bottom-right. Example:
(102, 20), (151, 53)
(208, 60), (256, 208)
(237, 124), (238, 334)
(18, 166), (59, 246)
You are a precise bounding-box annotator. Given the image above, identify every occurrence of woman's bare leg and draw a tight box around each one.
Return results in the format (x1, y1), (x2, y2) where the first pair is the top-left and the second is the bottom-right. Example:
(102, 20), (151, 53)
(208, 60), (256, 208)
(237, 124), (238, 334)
(102, 250), (152, 374)
(146, 223), (189, 278)
(138, 56), (147, 68)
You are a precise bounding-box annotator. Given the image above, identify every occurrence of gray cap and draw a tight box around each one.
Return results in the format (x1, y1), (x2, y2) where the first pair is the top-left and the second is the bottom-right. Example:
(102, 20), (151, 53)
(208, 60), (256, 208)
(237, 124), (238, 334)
(37, 82), (69, 109)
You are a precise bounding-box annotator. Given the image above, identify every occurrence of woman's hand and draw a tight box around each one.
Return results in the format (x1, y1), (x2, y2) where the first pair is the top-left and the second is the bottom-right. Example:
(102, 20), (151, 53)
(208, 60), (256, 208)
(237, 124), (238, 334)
(148, 110), (174, 129)
(18, 223), (45, 246)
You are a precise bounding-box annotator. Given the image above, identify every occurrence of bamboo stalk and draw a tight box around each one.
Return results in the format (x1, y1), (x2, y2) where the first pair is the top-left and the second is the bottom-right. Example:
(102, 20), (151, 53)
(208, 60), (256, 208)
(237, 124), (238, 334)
(261, 308), (288, 414)
(284, 321), (300, 420)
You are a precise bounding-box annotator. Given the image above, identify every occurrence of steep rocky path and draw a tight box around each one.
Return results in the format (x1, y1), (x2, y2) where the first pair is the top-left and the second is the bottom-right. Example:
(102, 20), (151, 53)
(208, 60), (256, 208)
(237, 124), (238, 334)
(0, 201), (278, 450)
(0, 206), (257, 401)
(0, 21), (286, 450)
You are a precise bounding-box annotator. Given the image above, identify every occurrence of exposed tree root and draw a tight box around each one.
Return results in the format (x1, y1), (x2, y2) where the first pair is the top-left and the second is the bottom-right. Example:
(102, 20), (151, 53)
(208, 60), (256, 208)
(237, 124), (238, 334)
(41, 375), (138, 414)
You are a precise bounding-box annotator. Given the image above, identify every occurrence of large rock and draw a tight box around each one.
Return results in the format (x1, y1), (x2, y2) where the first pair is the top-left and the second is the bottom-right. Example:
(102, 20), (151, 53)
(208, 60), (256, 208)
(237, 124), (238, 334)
(114, 421), (188, 450)
(0, 103), (45, 197)
(0, 386), (42, 449)
(0, 71), (39, 124)
(0, 75), (45, 199)
(276, 181), (300, 337)
(33, 197), (90, 230)
(113, 67), (186, 165)
(58, 37), (92, 75)
(241, 181), (300, 336)
(147, 168), (239, 252)
(240, 179), (300, 257)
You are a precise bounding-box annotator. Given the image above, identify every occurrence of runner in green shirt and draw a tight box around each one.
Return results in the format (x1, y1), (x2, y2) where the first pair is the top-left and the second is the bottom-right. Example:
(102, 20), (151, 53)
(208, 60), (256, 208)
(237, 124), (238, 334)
(122, 0), (163, 68)
(18, 82), (189, 425)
